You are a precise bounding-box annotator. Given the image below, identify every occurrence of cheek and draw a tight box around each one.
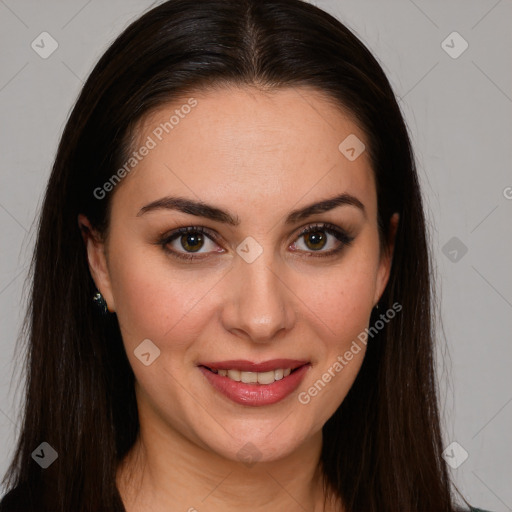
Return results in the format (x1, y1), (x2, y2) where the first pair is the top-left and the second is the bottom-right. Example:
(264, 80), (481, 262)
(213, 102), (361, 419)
(292, 257), (377, 422)
(107, 239), (220, 351)
(311, 274), (372, 332)
(294, 252), (378, 344)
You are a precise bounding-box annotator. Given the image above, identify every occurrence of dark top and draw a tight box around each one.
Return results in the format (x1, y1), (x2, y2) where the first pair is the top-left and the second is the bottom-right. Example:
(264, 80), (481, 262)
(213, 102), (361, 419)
(0, 484), (493, 512)
(0, 484), (126, 511)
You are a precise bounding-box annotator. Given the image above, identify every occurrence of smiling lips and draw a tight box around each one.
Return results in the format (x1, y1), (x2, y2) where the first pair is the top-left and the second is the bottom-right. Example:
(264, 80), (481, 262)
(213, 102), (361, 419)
(198, 359), (311, 406)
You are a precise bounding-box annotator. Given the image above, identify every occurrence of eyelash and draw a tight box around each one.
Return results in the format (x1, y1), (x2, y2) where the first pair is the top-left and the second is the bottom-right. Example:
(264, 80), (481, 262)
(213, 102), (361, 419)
(158, 223), (355, 261)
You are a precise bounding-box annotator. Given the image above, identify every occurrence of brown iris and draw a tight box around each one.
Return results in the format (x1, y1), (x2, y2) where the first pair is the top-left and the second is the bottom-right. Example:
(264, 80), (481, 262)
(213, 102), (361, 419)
(303, 230), (327, 251)
(180, 232), (204, 252)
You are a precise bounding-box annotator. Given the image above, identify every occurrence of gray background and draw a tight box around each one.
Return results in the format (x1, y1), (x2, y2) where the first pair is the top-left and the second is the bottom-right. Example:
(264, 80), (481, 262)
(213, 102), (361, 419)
(0, 0), (511, 510)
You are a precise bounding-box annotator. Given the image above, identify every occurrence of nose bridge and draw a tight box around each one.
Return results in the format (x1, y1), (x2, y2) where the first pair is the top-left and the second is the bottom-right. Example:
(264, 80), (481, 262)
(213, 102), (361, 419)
(222, 241), (294, 342)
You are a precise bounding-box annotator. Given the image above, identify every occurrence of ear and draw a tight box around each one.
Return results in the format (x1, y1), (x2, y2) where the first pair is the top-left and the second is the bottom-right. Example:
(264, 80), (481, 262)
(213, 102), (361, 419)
(77, 214), (116, 312)
(373, 212), (399, 307)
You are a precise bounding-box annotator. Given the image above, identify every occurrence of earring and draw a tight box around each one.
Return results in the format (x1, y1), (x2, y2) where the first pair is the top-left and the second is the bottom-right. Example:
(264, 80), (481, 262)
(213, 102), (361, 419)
(93, 291), (109, 314)
(374, 302), (380, 310)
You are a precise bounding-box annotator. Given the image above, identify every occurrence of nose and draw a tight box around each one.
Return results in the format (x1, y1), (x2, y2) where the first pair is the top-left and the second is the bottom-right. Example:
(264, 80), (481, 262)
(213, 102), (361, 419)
(221, 252), (296, 344)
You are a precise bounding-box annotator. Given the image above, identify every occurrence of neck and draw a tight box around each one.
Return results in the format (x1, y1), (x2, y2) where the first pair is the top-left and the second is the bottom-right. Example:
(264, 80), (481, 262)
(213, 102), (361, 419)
(116, 401), (340, 512)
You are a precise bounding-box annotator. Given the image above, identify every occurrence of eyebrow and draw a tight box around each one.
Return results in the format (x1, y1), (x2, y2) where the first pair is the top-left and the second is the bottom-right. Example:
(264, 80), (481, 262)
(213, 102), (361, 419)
(136, 192), (366, 225)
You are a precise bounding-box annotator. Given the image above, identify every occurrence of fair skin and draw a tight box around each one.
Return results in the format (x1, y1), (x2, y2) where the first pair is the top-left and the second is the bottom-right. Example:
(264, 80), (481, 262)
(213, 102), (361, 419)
(79, 85), (398, 512)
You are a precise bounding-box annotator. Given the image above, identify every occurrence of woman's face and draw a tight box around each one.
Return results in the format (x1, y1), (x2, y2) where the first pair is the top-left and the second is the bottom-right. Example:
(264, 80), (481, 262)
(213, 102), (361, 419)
(82, 86), (397, 463)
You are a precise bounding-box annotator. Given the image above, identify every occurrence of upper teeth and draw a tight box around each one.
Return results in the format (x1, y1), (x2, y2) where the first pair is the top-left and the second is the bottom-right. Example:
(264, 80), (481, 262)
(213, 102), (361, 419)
(214, 368), (292, 384)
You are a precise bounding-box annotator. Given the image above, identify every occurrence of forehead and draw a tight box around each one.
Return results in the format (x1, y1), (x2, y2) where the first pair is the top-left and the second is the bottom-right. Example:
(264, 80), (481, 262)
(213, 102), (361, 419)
(114, 85), (376, 218)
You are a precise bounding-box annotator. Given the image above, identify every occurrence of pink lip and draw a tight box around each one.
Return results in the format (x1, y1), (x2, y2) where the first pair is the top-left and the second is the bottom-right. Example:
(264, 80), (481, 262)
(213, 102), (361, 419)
(198, 363), (311, 407)
(198, 359), (309, 372)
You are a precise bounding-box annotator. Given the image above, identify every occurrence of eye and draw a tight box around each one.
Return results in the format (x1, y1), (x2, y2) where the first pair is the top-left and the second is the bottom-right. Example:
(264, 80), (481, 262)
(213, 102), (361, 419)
(290, 223), (354, 258)
(158, 222), (354, 261)
(159, 226), (222, 261)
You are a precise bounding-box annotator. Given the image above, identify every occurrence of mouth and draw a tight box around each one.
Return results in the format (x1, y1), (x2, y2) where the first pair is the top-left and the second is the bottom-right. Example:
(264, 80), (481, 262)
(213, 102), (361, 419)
(197, 360), (312, 407)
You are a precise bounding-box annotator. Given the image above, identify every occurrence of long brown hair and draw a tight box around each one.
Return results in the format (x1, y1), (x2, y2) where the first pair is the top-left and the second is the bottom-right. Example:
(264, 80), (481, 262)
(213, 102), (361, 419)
(1, 0), (471, 510)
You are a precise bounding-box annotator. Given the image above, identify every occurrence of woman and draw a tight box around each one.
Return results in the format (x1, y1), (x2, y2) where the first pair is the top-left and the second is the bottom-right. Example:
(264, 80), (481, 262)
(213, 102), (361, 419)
(0, 0), (492, 511)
